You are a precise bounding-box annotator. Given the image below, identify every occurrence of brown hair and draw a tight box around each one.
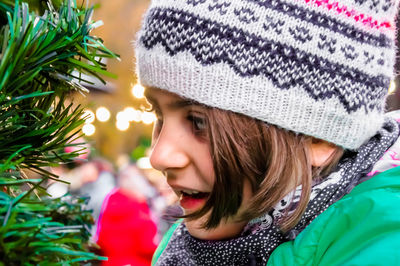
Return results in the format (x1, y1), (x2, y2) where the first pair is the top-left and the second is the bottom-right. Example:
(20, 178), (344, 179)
(185, 107), (344, 232)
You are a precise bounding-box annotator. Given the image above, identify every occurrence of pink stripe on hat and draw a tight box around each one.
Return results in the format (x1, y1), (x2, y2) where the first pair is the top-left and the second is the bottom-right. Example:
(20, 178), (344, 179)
(300, 0), (395, 30)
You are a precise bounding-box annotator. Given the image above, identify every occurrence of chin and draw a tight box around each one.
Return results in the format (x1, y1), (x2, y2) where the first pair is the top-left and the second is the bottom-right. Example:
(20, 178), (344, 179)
(185, 217), (246, 241)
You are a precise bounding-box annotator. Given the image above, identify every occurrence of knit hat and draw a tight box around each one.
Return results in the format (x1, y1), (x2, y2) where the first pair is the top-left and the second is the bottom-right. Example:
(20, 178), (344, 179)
(135, 0), (399, 150)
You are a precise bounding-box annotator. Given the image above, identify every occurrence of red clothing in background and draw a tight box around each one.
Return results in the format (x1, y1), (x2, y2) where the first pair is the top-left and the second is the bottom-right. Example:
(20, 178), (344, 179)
(97, 189), (157, 266)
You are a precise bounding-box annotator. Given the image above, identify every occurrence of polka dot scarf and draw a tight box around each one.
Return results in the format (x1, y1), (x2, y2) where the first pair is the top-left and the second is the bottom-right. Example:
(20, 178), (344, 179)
(155, 118), (400, 266)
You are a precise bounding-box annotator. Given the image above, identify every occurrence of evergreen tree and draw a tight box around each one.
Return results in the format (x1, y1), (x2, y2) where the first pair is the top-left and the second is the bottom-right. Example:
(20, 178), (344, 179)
(0, 0), (117, 263)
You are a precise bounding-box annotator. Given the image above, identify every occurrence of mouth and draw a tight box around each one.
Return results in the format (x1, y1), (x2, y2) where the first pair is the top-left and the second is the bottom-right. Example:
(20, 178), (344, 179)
(179, 189), (210, 210)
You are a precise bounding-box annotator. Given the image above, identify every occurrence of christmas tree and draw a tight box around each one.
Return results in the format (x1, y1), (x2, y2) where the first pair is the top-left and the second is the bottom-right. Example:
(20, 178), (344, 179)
(0, 0), (117, 263)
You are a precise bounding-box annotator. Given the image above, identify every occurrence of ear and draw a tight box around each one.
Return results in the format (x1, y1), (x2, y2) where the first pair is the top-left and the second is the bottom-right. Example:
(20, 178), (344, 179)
(310, 140), (337, 167)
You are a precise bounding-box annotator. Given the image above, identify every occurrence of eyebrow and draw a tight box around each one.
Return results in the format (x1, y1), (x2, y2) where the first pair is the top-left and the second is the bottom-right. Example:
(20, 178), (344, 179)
(145, 91), (194, 110)
(167, 99), (194, 109)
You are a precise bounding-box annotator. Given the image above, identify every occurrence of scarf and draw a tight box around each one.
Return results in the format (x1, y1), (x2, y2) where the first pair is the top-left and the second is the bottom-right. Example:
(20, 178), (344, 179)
(156, 117), (400, 266)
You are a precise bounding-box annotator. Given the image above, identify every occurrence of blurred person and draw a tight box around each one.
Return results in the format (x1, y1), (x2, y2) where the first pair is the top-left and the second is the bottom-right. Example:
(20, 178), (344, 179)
(69, 158), (116, 221)
(119, 164), (174, 240)
(79, 158), (116, 230)
(96, 164), (158, 266)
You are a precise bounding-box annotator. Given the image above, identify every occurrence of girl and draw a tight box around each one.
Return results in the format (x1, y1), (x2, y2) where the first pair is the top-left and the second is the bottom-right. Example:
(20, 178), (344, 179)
(135, 0), (400, 265)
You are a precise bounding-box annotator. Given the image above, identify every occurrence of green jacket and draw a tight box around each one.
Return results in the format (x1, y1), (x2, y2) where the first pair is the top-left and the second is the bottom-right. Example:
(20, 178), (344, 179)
(153, 166), (400, 265)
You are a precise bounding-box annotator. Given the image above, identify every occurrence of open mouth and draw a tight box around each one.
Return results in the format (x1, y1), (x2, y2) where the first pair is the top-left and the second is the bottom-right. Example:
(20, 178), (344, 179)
(180, 190), (210, 210)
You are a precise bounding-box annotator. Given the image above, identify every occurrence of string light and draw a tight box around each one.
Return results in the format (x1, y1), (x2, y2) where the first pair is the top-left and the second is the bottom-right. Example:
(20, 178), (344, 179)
(141, 111), (157, 125)
(82, 124), (96, 136)
(124, 107), (137, 122)
(137, 157), (152, 169)
(96, 107), (110, 122)
(131, 110), (142, 122)
(116, 119), (130, 131)
(116, 111), (129, 122)
(116, 109), (130, 131)
(131, 83), (145, 99)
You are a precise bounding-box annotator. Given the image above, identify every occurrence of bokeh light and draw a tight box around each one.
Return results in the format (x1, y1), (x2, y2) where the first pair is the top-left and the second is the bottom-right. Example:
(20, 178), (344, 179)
(116, 119), (130, 131)
(96, 106), (111, 122)
(137, 157), (152, 169)
(131, 83), (145, 99)
(131, 110), (142, 122)
(116, 111), (129, 122)
(141, 111), (157, 125)
(124, 107), (137, 122)
(82, 123), (96, 136)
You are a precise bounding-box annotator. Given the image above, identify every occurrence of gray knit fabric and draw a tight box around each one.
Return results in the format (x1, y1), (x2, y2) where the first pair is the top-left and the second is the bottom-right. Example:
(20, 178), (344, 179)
(136, 0), (399, 149)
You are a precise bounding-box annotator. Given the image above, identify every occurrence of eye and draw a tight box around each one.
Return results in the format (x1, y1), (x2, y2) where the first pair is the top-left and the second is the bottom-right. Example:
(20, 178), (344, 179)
(155, 113), (163, 131)
(187, 113), (207, 136)
(148, 106), (163, 134)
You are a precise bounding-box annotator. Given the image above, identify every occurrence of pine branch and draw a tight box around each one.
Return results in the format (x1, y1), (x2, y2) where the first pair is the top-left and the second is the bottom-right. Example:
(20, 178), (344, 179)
(0, 0), (118, 263)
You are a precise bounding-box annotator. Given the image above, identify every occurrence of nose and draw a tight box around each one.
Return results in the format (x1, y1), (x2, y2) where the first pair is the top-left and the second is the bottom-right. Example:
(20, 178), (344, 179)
(149, 124), (190, 172)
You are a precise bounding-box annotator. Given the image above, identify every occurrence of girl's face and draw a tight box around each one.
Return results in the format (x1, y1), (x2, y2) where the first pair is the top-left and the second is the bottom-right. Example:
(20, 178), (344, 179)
(146, 88), (251, 240)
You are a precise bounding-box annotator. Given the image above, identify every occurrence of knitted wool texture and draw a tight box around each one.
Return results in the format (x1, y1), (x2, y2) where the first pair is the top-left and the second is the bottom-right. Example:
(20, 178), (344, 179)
(136, 0), (400, 149)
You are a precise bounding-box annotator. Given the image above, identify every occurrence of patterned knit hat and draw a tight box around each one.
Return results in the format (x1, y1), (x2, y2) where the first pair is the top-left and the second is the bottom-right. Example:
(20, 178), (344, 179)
(135, 0), (399, 150)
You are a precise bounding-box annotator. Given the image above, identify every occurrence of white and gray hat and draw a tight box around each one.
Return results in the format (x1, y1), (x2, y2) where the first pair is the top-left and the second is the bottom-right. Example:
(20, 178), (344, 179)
(136, 0), (399, 149)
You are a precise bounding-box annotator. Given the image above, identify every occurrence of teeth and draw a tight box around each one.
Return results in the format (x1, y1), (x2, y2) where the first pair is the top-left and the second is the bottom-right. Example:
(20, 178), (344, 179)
(182, 189), (200, 195)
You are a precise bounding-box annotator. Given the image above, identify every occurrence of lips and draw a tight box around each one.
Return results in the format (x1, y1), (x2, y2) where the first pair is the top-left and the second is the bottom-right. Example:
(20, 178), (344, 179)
(179, 191), (210, 210)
